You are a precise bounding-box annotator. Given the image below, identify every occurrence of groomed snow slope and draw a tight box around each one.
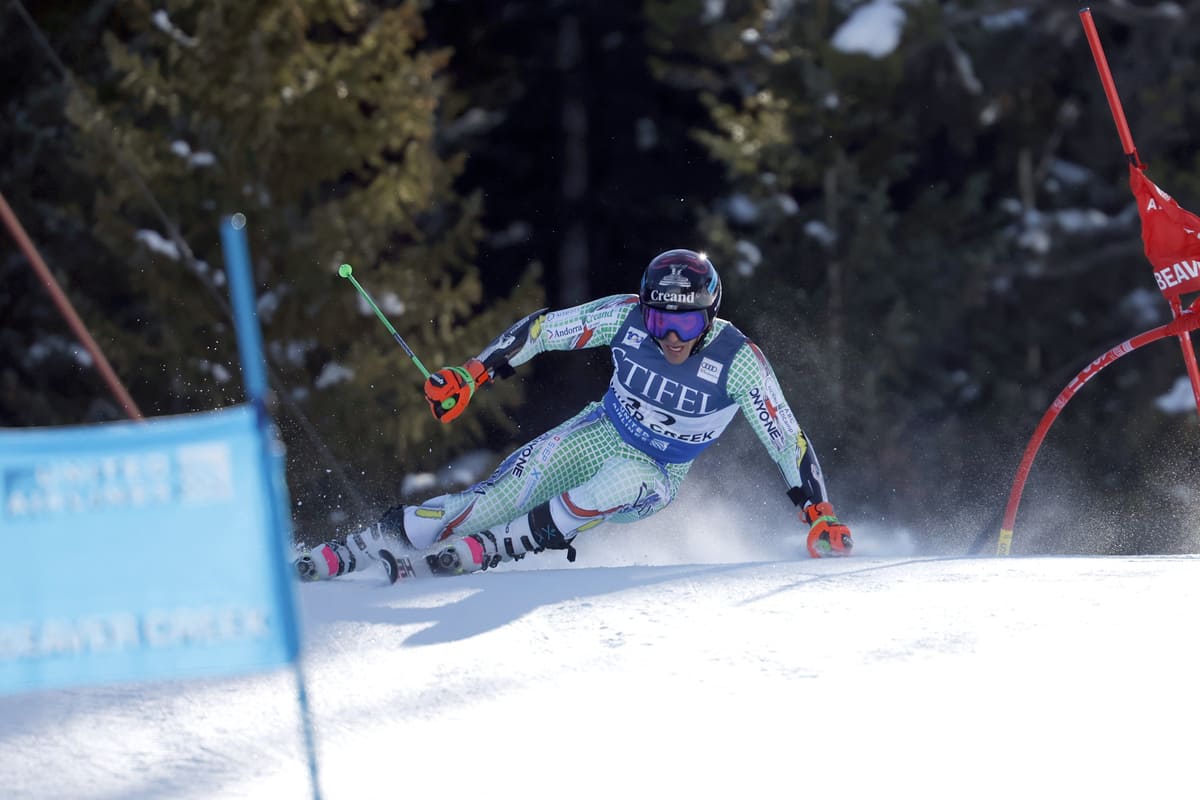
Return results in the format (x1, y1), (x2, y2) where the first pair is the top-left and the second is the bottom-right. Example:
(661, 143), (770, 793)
(2, 530), (1197, 800)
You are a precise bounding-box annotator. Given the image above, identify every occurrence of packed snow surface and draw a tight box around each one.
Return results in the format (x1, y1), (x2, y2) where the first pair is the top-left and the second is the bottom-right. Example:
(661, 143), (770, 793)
(2, 524), (1197, 799)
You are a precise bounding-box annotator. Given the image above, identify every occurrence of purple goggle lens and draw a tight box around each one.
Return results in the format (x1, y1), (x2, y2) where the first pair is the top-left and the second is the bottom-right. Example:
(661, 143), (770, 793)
(643, 307), (708, 341)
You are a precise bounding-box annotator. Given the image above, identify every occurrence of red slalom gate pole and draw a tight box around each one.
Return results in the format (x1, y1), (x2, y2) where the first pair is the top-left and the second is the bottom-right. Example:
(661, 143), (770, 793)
(1079, 8), (1141, 167)
(1168, 295), (1200, 422)
(998, 10), (1200, 555)
(1081, 7), (1200, 421)
(0, 191), (144, 422)
(997, 311), (1200, 555)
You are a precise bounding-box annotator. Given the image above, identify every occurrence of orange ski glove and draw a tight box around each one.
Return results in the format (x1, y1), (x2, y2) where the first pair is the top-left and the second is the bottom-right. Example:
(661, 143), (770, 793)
(802, 501), (853, 558)
(424, 358), (490, 423)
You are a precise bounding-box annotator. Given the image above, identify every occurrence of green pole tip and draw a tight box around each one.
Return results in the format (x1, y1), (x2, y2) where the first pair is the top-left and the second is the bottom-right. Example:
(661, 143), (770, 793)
(338, 264), (353, 278)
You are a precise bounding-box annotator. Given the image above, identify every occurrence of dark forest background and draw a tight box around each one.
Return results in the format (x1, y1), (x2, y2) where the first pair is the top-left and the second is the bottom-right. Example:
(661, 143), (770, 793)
(3, 1), (1198, 555)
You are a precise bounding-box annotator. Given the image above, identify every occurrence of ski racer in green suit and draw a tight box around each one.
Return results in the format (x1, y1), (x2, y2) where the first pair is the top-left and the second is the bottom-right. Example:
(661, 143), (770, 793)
(296, 249), (852, 582)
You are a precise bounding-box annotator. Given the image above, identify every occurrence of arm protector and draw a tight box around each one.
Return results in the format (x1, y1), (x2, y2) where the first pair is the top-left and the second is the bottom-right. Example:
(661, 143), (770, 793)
(474, 308), (548, 380)
(785, 438), (829, 510)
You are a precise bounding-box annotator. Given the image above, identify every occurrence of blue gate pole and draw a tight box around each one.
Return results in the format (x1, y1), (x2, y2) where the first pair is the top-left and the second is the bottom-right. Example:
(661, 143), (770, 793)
(220, 215), (323, 800)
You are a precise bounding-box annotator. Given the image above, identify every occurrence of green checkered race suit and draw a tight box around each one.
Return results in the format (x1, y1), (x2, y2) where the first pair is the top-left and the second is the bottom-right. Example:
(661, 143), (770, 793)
(385, 294), (832, 567)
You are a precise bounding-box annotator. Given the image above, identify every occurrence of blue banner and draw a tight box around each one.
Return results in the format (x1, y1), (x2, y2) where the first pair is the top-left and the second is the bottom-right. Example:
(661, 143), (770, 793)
(0, 405), (299, 694)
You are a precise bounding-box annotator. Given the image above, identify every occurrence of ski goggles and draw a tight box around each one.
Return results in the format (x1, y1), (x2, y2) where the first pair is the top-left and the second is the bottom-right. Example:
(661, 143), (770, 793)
(643, 307), (709, 341)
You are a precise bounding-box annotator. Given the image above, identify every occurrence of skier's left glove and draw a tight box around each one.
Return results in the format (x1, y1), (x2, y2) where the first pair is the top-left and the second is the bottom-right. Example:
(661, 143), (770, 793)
(424, 358), (490, 423)
(802, 501), (853, 558)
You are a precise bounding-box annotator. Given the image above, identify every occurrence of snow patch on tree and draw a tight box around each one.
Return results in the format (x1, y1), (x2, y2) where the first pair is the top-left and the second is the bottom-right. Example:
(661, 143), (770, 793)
(150, 10), (197, 48)
(1155, 376), (1199, 414)
(315, 362), (355, 390)
(734, 240), (762, 277)
(980, 9), (1030, 31)
(831, 0), (905, 59)
(169, 140), (216, 168)
(1119, 288), (1167, 328)
(804, 220), (837, 247)
(135, 230), (180, 260)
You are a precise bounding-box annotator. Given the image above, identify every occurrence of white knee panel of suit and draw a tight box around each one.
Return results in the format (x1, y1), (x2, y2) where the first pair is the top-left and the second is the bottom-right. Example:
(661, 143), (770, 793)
(403, 492), (600, 560)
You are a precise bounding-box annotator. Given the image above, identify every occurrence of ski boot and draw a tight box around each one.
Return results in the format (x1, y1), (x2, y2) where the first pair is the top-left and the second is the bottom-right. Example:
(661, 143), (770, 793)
(294, 510), (413, 581)
(430, 533), (503, 575)
(293, 539), (358, 581)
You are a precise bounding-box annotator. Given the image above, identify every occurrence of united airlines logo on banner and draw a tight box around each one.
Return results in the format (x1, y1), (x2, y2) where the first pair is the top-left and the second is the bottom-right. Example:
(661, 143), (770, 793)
(0, 405), (299, 694)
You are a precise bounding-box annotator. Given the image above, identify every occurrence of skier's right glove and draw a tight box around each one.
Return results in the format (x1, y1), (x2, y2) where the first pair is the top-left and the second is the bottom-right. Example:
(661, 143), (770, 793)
(802, 501), (853, 558)
(424, 358), (490, 423)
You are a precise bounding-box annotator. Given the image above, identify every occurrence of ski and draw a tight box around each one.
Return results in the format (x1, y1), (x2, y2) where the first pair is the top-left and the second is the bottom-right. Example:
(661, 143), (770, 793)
(294, 543), (471, 585)
(378, 546), (467, 585)
(379, 548), (417, 584)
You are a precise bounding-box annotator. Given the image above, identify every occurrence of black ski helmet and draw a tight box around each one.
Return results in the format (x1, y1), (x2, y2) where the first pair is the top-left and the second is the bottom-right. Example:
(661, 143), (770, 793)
(639, 249), (722, 326)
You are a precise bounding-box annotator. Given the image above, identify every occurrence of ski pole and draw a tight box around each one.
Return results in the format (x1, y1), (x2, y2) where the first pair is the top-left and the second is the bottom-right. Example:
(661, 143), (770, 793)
(338, 263), (432, 378)
(338, 265), (461, 413)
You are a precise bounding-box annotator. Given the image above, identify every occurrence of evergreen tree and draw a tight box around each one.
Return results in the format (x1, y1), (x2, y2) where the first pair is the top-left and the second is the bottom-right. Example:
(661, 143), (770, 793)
(63, 0), (543, 536)
(10, 0), (1198, 554)
(421, 1), (728, 417)
(648, 1), (1200, 552)
(0, 1), (130, 426)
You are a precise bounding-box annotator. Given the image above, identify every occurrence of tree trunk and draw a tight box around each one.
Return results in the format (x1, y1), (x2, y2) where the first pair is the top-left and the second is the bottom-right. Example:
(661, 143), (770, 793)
(824, 163), (844, 422)
(557, 12), (589, 306)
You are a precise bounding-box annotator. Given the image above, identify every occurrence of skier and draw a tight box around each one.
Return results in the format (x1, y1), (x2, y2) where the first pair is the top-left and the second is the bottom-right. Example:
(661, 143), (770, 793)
(296, 249), (852, 582)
